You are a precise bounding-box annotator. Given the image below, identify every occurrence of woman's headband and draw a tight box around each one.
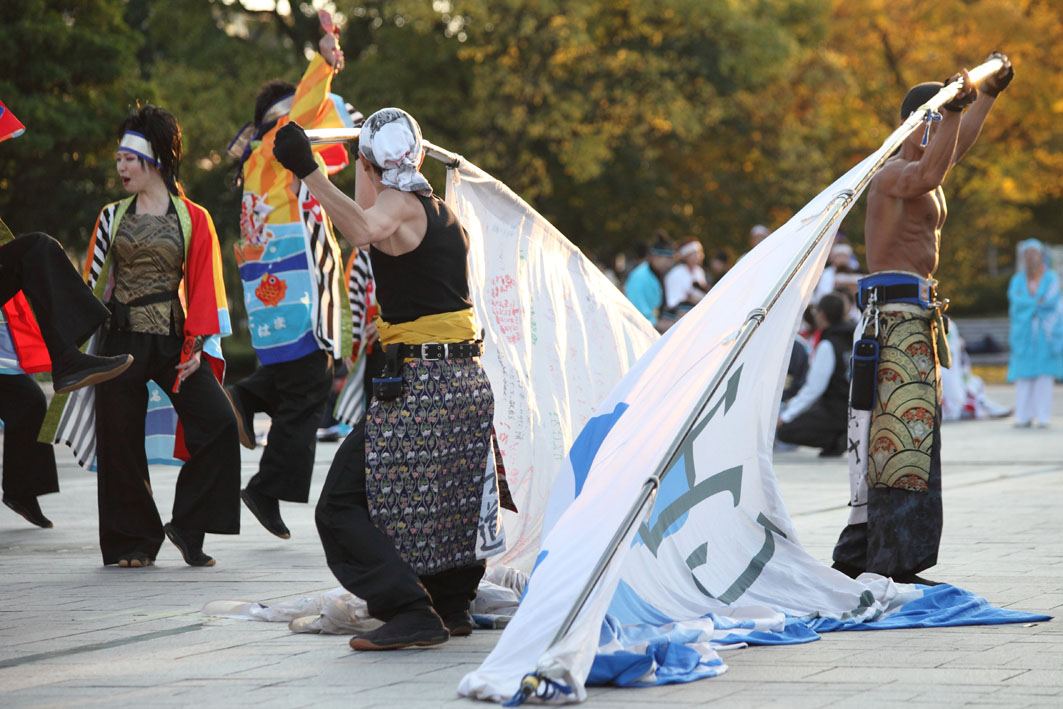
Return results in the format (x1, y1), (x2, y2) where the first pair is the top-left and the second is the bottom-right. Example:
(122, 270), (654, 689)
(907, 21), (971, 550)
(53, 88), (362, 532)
(118, 131), (159, 166)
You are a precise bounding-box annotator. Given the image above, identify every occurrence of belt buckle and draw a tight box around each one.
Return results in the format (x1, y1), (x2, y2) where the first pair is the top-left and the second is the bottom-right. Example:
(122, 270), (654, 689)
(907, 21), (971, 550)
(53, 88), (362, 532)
(421, 342), (441, 360)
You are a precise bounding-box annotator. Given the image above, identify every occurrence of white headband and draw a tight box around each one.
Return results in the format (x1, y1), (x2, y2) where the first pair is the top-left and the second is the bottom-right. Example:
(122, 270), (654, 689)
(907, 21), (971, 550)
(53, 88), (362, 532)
(118, 131), (159, 166)
(678, 241), (703, 259)
(358, 108), (431, 196)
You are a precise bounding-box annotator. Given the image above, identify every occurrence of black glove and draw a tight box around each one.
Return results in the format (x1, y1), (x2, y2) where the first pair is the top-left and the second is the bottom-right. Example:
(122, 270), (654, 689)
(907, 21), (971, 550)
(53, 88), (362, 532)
(982, 51), (1013, 97)
(273, 122), (318, 179)
(942, 73), (977, 112)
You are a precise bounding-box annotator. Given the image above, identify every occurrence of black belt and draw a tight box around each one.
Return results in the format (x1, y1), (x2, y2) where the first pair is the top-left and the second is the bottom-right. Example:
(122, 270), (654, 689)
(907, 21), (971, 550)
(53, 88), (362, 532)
(392, 340), (483, 361)
(109, 290), (179, 330)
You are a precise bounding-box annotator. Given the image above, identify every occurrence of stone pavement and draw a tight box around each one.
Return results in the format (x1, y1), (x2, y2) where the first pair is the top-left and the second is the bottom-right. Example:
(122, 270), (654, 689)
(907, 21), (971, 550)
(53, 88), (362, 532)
(0, 384), (1060, 708)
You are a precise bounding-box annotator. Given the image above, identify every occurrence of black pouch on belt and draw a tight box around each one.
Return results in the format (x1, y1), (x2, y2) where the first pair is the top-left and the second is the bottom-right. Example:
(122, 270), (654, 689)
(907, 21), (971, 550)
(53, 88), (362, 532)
(372, 344), (403, 401)
(850, 338), (879, 411)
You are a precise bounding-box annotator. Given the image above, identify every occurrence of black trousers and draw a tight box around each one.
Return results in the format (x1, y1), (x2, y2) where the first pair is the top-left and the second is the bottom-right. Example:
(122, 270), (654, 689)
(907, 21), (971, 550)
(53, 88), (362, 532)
(0, 373), (59, 500)
(832, 412), (944, 577)
(777, 400), (847, 450)
(315, 419), (485, 621)
(0, 232), (109, 356)
(95, 330), (240, 565)
(233, 349), (333, 503)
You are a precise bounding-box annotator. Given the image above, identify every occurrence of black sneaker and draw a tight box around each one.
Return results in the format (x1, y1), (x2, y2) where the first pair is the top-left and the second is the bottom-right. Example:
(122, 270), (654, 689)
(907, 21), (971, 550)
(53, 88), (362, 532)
(2, 495), (53, 528)
(349, 608), (450, 650)
(818, 433), (848, 458)
(163, 523), (215, 567)
(52, 351), (133, 394)
(225, 386), (256, 450)
(443, 610), (474, 637)
(240, 488), (290, 539)
(831, 561), (864, 579)
(892, 572), (943, 586)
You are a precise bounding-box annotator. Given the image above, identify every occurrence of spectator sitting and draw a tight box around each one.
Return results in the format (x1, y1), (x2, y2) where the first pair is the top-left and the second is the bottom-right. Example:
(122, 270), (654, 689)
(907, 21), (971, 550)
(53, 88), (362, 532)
(707, 250), (730, 286)
(776, 293), (854, 457)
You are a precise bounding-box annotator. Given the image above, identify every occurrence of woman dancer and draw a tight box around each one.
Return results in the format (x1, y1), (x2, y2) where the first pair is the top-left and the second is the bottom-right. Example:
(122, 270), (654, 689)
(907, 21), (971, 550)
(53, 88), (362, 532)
(1007, 239), (1063, 427)
(92, 104), (239, 567)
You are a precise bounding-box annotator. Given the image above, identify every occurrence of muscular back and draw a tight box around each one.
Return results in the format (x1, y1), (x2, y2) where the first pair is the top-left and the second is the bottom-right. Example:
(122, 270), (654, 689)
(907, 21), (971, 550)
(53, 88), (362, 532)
(865, 158), (946, 278)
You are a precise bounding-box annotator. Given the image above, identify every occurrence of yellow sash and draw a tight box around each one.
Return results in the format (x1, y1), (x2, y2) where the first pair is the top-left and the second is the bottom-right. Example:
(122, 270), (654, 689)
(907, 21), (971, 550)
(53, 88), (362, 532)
(376, 308), (477, 347)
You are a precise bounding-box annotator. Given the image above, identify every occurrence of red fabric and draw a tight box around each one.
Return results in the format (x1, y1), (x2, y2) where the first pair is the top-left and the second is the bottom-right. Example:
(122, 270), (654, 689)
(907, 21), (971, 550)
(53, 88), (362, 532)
(180, 198), (224, 337)
(319, 143), (349, 174)
(3, 292), (50, 373)
(0, 99), (26, 143)
(171, 199), (228, 461)
(172, 353), (226, 462)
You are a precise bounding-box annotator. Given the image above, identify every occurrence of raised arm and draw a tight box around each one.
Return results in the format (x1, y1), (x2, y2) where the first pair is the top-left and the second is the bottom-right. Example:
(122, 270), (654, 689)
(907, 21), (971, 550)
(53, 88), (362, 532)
(887, 70), (977, 198)
(273, 122), (413, 248)
(954, 53), (1013, 164)
(303, 169), (404, 248)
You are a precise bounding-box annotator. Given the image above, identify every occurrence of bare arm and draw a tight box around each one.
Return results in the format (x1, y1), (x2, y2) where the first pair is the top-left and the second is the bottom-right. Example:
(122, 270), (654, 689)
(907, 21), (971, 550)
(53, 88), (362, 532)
(303, 169), (403, 247)
(952, 92), (995, 164)
(888, 111), (962, 198)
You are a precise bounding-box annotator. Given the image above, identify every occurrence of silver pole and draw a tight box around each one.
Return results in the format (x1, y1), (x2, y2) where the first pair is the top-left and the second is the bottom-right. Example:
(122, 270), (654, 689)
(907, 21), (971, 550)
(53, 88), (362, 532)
(536, 52), (1005, 668)
(304, 128), (463, 168)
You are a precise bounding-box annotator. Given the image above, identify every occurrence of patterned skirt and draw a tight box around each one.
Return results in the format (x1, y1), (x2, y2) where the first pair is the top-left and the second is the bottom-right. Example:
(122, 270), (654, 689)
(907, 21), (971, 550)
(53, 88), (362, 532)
(364, 357), (503, 576)
(867, 305), (941, 491)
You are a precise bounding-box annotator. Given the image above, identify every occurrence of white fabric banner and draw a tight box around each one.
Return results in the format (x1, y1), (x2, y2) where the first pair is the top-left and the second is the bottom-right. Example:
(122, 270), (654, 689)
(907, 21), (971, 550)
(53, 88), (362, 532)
(445, 162), (659, 572)
(458, 150), (889, 703)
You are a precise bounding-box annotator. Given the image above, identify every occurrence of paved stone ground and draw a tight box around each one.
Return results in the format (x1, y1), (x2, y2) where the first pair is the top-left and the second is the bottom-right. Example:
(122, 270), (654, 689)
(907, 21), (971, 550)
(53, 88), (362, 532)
(1, 384), (1059, 708)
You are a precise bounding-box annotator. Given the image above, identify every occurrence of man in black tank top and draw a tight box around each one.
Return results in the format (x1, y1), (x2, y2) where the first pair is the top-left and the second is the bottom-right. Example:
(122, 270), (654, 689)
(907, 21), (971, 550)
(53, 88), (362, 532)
(275, 108), (504, 650)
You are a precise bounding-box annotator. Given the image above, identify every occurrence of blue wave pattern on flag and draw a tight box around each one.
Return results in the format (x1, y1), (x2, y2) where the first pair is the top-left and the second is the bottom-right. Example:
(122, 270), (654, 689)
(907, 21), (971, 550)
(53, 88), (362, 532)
(458, 145), (1051, 704)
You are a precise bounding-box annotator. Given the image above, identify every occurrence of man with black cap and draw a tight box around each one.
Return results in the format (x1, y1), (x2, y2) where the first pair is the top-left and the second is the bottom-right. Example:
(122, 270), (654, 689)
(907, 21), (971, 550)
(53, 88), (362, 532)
(832, 53), (1013, 585)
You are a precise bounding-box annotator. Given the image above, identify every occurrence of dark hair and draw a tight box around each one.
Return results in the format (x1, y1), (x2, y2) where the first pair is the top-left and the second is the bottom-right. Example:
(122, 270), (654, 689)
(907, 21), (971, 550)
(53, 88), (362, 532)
(711, 250), (728, 263)
(632, 241), (649, 260)
(119, 103), (182, 195)
(652, 230), (674, 252)
(254, 80), (295, 130)
(900, 82), (943, 120)
(817, 293), (846, 326)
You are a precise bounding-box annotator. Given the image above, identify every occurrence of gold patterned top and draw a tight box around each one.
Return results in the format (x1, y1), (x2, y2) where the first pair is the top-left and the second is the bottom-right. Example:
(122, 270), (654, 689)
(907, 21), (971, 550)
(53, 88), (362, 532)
(111, 210), (185, 335)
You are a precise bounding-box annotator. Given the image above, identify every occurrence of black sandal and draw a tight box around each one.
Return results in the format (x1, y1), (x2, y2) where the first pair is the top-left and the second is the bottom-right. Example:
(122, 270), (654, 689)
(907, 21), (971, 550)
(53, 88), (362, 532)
(164, 523), (216, 567)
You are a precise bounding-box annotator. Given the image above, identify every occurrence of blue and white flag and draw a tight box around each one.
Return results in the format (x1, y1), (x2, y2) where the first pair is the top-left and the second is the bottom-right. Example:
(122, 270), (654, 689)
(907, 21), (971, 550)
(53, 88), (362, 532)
(458, 144), (1050, 703)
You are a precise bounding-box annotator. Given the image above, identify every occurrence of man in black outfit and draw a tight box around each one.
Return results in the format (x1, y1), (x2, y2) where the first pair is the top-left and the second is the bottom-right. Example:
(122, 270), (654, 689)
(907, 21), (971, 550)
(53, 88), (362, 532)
(777, 293), (854, 457)
(0, 227), (133, 526)
(274, 108), (503, 651)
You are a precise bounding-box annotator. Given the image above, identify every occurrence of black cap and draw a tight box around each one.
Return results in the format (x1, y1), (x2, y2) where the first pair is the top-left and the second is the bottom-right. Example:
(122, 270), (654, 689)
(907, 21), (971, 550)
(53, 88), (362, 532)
(900, 82), (943, 120)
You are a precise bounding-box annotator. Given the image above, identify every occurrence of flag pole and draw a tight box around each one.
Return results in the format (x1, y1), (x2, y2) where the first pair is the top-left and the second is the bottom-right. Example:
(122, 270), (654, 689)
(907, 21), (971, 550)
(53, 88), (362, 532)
(309, 60), (1003, 698)
(520, 54), (1005, 696)
(304, 127), (463, 168)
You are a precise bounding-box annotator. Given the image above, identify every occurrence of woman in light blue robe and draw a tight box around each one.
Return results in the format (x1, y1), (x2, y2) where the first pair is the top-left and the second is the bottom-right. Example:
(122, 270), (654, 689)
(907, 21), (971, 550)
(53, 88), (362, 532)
(1007, 239), (1063, 426)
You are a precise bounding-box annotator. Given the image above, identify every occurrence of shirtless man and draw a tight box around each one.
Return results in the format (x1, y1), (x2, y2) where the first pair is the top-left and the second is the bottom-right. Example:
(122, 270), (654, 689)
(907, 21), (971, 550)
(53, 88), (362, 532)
(832, 53), (1013, 584)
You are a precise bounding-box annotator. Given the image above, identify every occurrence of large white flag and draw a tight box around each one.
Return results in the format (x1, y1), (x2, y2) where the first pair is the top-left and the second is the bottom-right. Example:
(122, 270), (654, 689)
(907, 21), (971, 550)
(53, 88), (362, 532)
(458, 145), (1048, 703)
(446, 161), (659, 572)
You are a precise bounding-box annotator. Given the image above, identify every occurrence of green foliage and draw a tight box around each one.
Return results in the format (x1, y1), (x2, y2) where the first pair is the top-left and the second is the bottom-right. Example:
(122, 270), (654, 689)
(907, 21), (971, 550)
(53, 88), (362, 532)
(0, 0), (149, 252)
(0, 0), (1059, 318)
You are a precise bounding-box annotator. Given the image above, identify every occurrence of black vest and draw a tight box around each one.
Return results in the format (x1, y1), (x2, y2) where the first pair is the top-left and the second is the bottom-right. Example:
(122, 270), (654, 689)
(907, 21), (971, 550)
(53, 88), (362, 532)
(370, 193), (473, 325)
(821, 322), (856, 413)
